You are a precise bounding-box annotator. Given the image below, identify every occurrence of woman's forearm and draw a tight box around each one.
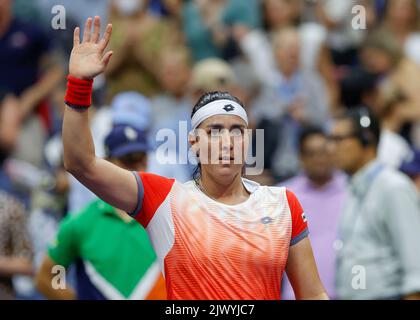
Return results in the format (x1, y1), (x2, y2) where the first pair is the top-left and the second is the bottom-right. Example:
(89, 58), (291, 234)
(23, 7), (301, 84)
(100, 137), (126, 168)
(62, 106), (96, 176)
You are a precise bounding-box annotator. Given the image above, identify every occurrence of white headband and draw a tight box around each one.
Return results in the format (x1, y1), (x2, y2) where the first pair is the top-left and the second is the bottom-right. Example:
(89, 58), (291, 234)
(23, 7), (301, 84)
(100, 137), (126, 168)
(191, 99), (248, 130)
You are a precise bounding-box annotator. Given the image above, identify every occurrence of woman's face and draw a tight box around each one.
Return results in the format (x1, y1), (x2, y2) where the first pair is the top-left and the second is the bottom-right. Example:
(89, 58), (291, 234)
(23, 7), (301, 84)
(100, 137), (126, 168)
(190, 114), (249, 183)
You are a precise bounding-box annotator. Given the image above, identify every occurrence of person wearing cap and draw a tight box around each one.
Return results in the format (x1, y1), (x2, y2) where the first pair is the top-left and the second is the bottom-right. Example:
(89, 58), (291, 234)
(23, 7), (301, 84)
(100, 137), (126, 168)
(35, 125), (166, 300)
(61, 17), (328, 300)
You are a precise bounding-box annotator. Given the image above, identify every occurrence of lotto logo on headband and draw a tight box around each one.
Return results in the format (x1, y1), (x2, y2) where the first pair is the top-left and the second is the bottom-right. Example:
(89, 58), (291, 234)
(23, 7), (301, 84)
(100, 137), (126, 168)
(223, 104), (235, 112)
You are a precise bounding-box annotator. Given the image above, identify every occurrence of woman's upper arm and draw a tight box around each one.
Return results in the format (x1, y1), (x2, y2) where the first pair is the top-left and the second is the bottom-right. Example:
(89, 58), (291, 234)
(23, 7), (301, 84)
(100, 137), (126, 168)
(285, 238), (328, 300)
(74, 157), (139, 213)
(75, 159), (176, 227)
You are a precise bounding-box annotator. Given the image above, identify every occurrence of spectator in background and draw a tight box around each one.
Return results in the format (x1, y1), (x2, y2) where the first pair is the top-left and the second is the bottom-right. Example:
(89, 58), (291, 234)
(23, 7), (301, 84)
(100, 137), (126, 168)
(0, 93), (33, 300)
(262, 0), (302, 30)
(110, 92), (191, 182)
(182, 0), (261, 62)
(331, 108), (420, 300)
(150, 48), (193, 182)
(152, 48), (193, 142)
(0, 94), (21, 194)
(0, 0), (63, 168)
(35, 125), (166, 300)
(258, 0), (338, 109)
(0, 185), (33, 300)
(105, 0), (184, 102)
(150, 0), (184, 25)
(254, 28), (329, 182)
(190, 57), (239, 102)
(375, 81), (414, 169)
(281, 127), (347, 300)
(359, 29), (420, 147)
(400, 150), (420, 193)
(310, 0), (373, 67)
(380, 0), (420, 66)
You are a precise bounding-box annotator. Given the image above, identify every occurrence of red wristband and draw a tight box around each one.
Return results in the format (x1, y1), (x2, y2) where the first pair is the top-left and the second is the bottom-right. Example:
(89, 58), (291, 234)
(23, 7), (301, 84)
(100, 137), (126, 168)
(64, 75), (93, 109)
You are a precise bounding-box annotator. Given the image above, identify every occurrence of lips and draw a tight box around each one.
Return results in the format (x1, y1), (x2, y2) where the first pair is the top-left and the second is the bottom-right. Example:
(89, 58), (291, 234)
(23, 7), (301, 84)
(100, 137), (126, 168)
(219, 156), (234, 161)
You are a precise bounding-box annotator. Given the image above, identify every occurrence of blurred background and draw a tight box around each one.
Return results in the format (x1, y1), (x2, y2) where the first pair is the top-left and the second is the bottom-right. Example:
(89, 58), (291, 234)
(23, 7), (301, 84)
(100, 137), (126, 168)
(1, 0), (420, 300)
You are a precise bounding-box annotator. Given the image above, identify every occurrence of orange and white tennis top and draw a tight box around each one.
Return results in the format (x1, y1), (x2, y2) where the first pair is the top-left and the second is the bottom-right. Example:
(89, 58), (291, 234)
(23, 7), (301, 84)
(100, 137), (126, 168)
(130, 173), (309, 300)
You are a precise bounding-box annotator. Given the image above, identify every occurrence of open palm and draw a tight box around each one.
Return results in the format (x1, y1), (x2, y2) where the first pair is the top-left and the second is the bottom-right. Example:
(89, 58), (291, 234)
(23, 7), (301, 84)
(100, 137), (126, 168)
(69, 16), (113, 80)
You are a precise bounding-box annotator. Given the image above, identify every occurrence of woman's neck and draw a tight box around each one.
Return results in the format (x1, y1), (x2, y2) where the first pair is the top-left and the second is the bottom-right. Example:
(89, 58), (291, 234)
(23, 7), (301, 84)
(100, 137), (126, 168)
(199, 171), (250, 205)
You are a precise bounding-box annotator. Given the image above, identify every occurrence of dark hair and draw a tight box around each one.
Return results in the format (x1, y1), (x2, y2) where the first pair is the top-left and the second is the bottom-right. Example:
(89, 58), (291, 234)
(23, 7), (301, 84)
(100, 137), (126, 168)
(191, 91), (244, 118)
(191, 91), (245, 183)
(337, 107), (381, 148)
(298, 126), (326, 154)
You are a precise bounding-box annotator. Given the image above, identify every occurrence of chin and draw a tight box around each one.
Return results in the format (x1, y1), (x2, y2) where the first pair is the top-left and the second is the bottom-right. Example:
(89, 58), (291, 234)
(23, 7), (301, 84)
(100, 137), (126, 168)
(213, 164), (242, 179)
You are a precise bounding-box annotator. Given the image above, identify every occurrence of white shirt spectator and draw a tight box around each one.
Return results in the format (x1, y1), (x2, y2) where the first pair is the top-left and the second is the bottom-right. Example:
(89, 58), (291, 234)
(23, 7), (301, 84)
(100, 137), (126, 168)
(378, 129), (414, 169)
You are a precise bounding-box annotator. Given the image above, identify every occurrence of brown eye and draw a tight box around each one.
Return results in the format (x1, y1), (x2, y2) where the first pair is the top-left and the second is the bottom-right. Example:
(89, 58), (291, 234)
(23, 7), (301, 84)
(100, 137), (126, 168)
(230, 128), (243, 137)
(209, 129), (222, 137)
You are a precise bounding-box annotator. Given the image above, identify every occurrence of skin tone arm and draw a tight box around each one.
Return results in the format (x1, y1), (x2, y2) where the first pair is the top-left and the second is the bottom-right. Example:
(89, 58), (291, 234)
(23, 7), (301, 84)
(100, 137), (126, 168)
(286, 238), (329, 300)
(19, 54), (64, 120)
(35, 256), (76, 300)
(0, 257), (33, 277)
(0, 95), (21, 152)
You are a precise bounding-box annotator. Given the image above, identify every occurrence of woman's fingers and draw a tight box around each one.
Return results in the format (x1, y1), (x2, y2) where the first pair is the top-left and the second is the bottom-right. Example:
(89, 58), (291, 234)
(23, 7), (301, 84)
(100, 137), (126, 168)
(99, 24), (112, 52)
(73, 27), (80, 48)
(82, 17), (92, 43)
(101, 51), (113, 68)
(92, 16), (100, 43)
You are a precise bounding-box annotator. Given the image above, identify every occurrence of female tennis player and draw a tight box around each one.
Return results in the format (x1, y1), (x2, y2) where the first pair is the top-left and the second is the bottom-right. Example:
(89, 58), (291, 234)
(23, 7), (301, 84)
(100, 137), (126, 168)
(63, 16), (328, 300)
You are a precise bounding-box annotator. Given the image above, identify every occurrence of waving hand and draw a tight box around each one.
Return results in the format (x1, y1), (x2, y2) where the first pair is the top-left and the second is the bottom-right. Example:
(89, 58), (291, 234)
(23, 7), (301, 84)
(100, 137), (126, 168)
(69, 16), (113, 80)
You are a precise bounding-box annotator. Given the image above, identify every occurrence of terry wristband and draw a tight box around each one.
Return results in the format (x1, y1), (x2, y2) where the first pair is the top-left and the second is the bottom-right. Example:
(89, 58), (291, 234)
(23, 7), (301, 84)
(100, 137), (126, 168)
(64, 75), (93, 110)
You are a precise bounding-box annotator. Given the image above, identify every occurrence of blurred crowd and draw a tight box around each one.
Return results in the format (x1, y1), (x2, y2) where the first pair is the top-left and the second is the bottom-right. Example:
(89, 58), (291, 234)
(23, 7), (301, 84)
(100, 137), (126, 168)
(1, 0), (420, 300)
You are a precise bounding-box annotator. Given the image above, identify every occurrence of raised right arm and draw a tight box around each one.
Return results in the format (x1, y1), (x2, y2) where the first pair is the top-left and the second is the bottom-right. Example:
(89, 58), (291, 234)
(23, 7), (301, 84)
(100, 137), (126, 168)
(62, 16), (138, 213)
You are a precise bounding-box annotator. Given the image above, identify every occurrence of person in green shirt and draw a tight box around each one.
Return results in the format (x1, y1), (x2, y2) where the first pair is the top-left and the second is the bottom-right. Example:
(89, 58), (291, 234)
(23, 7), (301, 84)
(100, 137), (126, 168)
(35, 124), (166, 300)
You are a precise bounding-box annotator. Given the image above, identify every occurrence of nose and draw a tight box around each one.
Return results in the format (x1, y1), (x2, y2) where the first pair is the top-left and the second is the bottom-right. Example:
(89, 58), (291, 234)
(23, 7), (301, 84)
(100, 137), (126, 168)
(220, 129), (233, 151)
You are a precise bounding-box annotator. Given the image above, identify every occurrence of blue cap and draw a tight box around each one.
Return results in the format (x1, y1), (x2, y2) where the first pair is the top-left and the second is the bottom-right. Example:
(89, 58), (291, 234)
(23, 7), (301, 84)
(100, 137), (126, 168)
(104, 125), (151, 158)
(111, 92), (152, 131)
(400, 150), (420, 176)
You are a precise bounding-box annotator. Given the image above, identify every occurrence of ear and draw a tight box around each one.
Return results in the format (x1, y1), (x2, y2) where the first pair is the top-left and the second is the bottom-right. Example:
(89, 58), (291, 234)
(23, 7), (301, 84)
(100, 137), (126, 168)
(188, 131), (199, 155)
